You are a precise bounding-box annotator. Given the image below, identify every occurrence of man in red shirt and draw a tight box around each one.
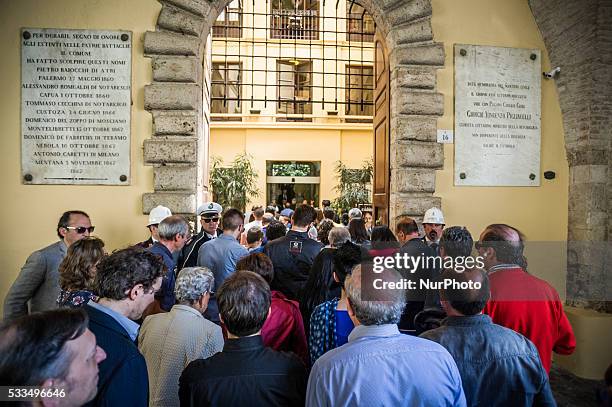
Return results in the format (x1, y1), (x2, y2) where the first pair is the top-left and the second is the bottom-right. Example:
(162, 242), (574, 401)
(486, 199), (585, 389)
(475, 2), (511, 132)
(235, 252), (308, 366)
(477, 223), (576, 373)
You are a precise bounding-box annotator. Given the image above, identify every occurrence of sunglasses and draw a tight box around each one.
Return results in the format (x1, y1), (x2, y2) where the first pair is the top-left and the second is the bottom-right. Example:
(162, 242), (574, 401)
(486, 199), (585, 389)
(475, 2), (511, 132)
(65, 226), (95, 234)
(202, 217), (220, 223)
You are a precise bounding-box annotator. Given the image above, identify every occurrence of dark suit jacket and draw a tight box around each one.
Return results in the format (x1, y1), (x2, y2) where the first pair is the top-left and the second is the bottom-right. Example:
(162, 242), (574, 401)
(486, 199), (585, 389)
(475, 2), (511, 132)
(3, 240), (67, 321)
(264, 230), (323, 300)
(179, 335), (307, 407)
(397, 237), (435, 332)
(84, 304), (148, 407)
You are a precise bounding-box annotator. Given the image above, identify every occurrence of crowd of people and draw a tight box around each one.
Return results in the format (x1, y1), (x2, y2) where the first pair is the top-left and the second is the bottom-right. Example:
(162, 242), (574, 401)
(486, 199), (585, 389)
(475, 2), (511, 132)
(1, 201), (598, 406)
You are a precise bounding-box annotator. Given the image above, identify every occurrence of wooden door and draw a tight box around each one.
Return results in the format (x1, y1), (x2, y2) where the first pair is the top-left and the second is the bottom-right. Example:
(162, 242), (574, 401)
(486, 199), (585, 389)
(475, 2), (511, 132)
(372, 30), (390, 226)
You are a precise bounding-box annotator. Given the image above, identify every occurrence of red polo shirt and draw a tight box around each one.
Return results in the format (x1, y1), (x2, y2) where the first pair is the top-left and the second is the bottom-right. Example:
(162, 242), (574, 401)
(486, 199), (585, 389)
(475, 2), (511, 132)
(483, 266), (576, 373)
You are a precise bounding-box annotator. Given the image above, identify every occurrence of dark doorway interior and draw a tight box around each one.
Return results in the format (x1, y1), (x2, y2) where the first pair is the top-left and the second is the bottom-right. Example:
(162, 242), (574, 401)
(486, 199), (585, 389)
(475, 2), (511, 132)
(268, 183), (319, 208)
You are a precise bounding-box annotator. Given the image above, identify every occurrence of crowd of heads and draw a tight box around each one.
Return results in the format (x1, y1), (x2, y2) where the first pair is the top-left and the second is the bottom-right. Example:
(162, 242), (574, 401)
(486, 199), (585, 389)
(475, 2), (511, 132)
(1, 203), (585, 406)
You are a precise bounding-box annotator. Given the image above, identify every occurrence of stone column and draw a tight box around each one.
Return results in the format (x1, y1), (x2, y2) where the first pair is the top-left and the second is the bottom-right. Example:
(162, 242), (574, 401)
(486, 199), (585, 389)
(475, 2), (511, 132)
(142, 0), (217, 217)
(384, 0), (446, 223)
(529, 0), (612, 312)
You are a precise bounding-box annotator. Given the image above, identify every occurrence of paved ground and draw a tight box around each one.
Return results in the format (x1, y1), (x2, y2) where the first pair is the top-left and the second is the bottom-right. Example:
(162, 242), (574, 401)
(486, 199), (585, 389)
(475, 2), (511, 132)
(550, 363), (605, 406)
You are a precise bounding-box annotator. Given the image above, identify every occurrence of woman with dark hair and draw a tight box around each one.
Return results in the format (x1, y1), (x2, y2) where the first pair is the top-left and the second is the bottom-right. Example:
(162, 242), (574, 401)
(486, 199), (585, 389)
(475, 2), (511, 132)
(57, 236), (106, 307)
(369, 225), (401, 257)
(317, 219), (334, 246)
(308, 241), (361, 364)
(340, 213), (349, 226)
(348, 217), (371, 250)
(299, 226), (351, 334)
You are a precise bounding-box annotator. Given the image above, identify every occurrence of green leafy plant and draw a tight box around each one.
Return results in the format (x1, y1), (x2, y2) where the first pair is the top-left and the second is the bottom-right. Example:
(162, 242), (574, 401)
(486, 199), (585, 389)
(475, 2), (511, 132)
(209, 152), (259, 212)
(270, 162), (312, 176)
(332, 159), (373, 214)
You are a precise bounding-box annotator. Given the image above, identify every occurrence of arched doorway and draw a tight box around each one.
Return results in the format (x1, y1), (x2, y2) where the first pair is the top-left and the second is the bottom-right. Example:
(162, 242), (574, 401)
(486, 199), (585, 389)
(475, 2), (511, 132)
(142, 0), (445, 226)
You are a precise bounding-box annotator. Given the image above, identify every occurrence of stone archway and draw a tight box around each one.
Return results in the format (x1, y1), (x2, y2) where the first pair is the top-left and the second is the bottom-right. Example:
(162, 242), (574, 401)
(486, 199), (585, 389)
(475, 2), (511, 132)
(142, 0), (445, 223)
(529, 0), (611, 312)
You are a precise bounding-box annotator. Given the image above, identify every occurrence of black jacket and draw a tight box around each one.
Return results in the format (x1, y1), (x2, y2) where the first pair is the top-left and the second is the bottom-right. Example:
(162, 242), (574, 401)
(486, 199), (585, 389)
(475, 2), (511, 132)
(397, 237), (435, 333)
(177, 228), (223, 270)
(299, 247), (341, 334)
(84, 304), (148, 407)
(264, 230), (323, 300)
(179, 335), (307, 407)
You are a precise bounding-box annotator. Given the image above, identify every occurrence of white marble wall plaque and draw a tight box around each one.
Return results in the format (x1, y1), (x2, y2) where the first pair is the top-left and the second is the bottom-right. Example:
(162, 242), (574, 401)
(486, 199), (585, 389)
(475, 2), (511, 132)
(21, 28), (131, 185)
(454, 44), (541, 186)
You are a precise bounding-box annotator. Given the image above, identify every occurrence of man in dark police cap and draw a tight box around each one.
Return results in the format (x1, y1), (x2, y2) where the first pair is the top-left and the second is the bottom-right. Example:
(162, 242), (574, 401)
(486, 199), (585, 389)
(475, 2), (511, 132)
(177, 202), (223, 270)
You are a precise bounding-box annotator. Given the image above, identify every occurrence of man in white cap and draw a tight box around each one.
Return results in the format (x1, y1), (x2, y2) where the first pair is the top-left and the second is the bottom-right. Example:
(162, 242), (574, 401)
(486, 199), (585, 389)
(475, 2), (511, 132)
(177, 202), (223, 270)
(423, 207), (445, 254)
(137, 205), (172, 249)
(422, 207), (446, 311)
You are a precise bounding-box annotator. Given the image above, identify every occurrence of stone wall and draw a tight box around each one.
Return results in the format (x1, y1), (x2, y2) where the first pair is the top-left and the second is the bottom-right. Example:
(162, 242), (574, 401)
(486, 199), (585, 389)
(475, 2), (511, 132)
(529, 0), (612, 312)
(142, 0), (444, 224)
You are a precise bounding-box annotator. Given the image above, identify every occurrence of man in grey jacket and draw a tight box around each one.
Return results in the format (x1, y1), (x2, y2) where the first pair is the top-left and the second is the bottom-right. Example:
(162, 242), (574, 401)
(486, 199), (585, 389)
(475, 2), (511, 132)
(3, 210), (93, 321)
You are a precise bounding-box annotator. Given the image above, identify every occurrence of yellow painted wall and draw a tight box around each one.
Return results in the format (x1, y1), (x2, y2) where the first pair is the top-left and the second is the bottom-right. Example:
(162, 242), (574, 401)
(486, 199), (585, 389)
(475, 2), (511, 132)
(0, 0), (160, 313)
(431, 0), (569, 294)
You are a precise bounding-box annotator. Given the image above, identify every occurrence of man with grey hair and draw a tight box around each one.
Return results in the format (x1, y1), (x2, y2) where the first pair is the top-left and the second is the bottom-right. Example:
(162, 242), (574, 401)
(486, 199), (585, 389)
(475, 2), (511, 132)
(348, 207), (362, 222)
(328, 226), (351, 247)
(139, 267), (223, 407)
(306, 264), (466, 407)
(147, 215), (191, 314)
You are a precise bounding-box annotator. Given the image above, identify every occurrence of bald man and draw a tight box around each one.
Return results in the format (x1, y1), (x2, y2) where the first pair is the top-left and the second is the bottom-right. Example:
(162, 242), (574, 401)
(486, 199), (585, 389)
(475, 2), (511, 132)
(476, 223), (575, 374)
(420, 267), (556, 406)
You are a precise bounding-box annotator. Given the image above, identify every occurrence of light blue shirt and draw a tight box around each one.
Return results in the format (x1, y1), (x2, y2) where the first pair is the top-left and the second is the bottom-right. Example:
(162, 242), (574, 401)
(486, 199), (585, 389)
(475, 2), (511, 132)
(197, 233), (248, 322)
(87, 299), (140, 342)
(306, 324), (466, 407)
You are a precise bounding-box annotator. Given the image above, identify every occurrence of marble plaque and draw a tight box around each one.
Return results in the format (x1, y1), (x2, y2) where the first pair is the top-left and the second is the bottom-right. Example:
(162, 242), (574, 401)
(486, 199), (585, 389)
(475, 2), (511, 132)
(21, 28), (131, 185)
(454, 44), (541, 186)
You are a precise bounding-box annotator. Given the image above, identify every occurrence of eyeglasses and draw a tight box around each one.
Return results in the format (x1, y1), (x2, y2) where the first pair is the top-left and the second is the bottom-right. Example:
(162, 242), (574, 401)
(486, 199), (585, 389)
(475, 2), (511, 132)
(65, 226), (95, 234)
(202, 217), (220, 223)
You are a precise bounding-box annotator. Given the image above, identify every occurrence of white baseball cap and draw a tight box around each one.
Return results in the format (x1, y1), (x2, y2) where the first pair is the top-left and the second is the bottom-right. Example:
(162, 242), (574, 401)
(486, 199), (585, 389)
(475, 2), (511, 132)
(147, 205), (172, 226)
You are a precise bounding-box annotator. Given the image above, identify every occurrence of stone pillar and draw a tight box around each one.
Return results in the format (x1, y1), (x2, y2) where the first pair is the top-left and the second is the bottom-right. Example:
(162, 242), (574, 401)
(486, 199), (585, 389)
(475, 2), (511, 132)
(142, 0), (217, 216)
(384, 2), (445, 223)
(529, 0), (612, 312)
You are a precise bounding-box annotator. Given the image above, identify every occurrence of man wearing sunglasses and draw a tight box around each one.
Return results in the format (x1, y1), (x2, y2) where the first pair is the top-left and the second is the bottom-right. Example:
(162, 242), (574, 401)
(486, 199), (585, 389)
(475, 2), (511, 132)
(4, 210), (93, 321)
(177, 202), (223, 270)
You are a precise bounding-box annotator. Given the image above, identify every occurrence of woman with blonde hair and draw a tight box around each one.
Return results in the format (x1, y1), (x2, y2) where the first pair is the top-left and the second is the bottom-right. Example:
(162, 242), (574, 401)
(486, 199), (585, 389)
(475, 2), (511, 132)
(57, 236), (105, 307)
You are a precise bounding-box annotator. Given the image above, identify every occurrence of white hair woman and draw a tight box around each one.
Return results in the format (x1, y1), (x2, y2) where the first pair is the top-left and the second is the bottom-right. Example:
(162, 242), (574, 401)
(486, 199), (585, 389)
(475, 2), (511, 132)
(138, 267), (224, 407)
